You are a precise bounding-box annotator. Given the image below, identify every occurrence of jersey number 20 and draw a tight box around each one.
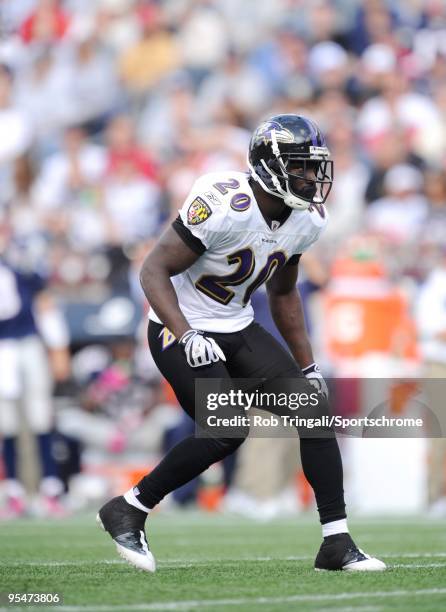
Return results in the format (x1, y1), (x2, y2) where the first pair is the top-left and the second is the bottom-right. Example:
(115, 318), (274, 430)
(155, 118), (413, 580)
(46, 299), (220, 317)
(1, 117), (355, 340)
(195, 248), (287, 306)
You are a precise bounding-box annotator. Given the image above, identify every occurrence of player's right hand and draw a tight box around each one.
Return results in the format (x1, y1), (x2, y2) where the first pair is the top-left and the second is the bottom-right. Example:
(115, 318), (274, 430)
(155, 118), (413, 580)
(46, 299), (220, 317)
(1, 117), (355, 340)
(179, 329), (226, 368)
(302, 362), (329, 398)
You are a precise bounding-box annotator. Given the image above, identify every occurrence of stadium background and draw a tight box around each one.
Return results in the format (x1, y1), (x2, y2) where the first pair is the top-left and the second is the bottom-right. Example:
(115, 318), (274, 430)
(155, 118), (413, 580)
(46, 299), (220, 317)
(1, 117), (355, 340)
(0, 0), (446, 520)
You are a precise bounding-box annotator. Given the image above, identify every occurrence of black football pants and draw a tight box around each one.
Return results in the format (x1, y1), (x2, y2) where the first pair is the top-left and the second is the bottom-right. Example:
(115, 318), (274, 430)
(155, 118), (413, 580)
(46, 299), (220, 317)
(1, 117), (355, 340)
(135, 321), (346, 524)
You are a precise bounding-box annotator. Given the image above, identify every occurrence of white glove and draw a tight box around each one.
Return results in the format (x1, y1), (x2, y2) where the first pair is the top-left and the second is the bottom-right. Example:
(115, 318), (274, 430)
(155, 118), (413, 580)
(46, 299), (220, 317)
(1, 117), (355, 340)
(302, 362), (329, 398)
(179, 330), (226, 368)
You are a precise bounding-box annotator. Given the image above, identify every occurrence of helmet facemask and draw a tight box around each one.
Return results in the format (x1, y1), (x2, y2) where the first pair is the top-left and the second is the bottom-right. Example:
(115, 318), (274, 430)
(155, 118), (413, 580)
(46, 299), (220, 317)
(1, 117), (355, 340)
(274, 153), (333, 209)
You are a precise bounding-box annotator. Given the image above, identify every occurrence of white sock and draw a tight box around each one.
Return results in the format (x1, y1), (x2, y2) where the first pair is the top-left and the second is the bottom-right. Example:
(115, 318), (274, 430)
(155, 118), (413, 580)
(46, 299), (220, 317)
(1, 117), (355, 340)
(322, 518), (349, 538)
(40, 476), (64, 498)
(124, 487), (151, 514)
(5, 479), (26, 498)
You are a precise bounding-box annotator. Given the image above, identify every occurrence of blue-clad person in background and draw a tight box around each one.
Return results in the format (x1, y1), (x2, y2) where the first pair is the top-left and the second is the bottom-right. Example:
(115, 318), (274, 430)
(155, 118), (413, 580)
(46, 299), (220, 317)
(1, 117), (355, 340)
(0, 218), (71, 518)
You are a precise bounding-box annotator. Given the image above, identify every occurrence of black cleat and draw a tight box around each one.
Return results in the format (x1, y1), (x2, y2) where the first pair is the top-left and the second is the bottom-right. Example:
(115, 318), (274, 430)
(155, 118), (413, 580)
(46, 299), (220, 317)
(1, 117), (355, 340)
(315, 533), (386, 571)
(97, 496), (156, 572)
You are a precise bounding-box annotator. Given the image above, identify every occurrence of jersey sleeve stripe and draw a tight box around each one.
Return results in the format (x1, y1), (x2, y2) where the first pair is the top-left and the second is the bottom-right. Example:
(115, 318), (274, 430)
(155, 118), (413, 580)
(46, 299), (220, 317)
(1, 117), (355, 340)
(172, 216), (207, 255)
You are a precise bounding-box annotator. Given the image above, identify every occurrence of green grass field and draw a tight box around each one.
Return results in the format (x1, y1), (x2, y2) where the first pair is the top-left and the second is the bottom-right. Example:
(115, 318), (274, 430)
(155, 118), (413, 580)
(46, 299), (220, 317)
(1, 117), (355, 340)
(1, 512), (446, 612)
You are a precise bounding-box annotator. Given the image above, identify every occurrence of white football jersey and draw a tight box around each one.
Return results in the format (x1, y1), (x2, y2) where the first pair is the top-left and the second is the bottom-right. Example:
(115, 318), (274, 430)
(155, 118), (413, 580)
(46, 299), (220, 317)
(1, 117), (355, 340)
(149, 171), (328, 333)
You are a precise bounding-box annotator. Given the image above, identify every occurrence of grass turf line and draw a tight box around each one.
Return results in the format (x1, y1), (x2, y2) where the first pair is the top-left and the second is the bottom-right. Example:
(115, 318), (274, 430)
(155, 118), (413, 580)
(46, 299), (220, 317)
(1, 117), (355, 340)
(0, 512), (446, 611)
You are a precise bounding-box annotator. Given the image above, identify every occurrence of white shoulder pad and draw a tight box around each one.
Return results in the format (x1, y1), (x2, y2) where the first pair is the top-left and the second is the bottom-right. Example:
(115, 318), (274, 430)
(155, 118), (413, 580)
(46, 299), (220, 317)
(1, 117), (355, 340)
(178, 174), (240, 249)
(291, 204), (329, 254)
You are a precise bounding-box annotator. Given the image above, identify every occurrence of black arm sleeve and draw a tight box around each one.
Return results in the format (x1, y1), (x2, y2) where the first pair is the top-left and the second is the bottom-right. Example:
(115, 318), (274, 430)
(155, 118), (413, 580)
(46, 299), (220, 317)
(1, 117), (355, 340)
(286, 254), (302, 266)
(171, 215), (206, 255)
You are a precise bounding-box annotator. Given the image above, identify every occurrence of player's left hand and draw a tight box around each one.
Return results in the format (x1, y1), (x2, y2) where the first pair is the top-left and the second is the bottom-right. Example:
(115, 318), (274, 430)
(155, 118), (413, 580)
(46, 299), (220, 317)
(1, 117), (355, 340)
(302, 362), (329, 398)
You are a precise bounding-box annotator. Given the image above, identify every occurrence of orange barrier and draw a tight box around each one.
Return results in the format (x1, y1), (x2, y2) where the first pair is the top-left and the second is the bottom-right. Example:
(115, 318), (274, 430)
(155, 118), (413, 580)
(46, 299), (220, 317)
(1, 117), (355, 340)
(323, 257), (418, 362)
(197, 485), (225, 512)
(296, 470), (313, 509)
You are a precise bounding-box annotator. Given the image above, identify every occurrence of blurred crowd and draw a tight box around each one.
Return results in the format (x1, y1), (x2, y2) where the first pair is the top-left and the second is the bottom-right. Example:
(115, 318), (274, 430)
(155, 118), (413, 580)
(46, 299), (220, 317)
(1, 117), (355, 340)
(1, 0), (446, 517)
(1, 0), (446, 281)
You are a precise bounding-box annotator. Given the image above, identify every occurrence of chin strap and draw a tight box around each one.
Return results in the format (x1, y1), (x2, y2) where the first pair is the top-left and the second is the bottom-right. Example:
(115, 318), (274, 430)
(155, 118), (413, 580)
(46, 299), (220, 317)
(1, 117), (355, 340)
(284, 194), (311, 210)
(257, 161), (310, 210)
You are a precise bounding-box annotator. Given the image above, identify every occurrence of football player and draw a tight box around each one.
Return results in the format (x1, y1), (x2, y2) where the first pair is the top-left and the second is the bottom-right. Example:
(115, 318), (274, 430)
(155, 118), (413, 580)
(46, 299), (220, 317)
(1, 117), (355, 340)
(97, 114), (386, 572)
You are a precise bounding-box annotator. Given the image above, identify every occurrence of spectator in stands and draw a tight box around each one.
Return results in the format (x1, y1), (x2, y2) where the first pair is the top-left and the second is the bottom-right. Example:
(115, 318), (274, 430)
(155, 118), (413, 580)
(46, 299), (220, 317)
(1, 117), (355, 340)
(357, 62), (444, 164)
(250, 28), (308, 98)
(197, 49), (273, 125)
(347, 0), (399, 55)
(90, 0), (140, 56)
(0, 64), (32, 165)
(105, 113), (158, 183)
(33, 124), (106, 211)
(321, 116), (370, 246)
(363, 125), (424, 205)
(19, 0), (70, 46)
(308, 41), (351, 93)
(176, 0), (228, 86)
(366, 164), (428, 244)
(63, 21), (120, 131)
(138, 71), (198, 163)
(32, 125), (108, 250)
(118, 2), (179, 96)
(15, 47), (73, 155)
(308, 0), (343, 44)
(101, 154), (162, 245)
(3, 155), (47, 252)
(421, 167), (446, 250)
